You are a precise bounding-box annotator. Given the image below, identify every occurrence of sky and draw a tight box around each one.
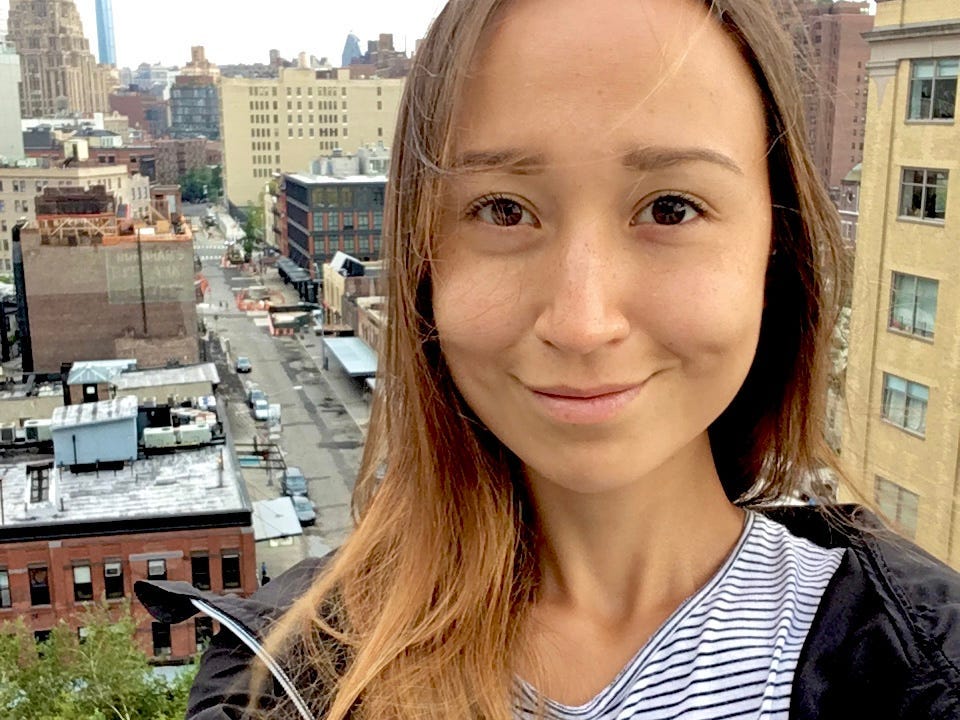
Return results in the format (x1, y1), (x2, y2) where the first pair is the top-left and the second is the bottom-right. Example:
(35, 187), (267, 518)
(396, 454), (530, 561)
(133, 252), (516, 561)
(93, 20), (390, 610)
(71, 0), (447, 69)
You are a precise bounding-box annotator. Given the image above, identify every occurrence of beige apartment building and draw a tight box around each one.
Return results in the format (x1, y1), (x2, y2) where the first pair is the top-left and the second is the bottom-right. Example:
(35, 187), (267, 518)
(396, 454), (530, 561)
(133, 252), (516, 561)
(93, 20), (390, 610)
(220, 67), (403, 207)
(843, 0), (960, 569)
(0, 164), (150, 274)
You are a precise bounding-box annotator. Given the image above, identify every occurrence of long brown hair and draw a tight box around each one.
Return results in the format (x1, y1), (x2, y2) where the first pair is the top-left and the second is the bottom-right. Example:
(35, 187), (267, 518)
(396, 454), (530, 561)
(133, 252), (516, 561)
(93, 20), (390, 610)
(258, 1), (847, 717)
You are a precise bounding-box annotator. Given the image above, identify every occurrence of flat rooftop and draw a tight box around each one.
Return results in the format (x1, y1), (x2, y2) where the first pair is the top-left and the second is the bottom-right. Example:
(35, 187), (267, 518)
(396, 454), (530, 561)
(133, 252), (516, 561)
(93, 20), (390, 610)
(286, 172), (387, 185)
(112, 362), (220, 390)
(0, 444), (249, 532)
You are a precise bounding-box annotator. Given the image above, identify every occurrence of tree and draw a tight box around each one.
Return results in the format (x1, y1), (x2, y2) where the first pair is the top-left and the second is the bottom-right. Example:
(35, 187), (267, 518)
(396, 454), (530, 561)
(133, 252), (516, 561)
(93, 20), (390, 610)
(179, 166), (223, 204)
(0, 602), (196, 720)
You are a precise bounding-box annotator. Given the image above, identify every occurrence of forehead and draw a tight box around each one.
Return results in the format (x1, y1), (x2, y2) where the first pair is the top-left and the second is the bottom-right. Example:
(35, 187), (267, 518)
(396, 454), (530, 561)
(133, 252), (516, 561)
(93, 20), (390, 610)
(451, 0), (767, 165)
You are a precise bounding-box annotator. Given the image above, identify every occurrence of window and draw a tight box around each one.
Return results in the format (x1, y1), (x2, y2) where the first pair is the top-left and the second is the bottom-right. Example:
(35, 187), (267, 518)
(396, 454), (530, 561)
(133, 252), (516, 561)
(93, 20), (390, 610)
(73, 564), (93, 602)
(899, 168), (947, 221)
(875, 477), (919, 539)
(191, 554), (211, 590)
(29, 566), (50, 605)
(152, 622), (172, 656)
(104, 560), (124, 599)
(27, 462), (51, 503)
(147, 559), (167, 580)
(0, 569), (10, 607)
(881, 373), (928, 436)
(221, 552), (241, 589)
(77, 626), (88, 643)
(908, 58), (958, 120)
(34, 629), (51, 644)
(195, 616), (214, 651)
(889, 273), (937, 339)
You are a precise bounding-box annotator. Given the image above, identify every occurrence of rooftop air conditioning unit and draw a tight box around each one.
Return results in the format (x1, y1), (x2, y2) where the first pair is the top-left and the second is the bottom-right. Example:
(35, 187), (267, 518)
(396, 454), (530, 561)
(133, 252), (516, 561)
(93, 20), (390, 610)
(0, 423), (16, 444)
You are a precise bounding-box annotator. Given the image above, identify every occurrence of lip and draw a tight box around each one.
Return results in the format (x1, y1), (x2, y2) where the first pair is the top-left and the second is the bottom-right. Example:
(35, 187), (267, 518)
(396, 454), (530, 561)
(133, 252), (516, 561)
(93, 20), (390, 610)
(526, 383), (643, 425)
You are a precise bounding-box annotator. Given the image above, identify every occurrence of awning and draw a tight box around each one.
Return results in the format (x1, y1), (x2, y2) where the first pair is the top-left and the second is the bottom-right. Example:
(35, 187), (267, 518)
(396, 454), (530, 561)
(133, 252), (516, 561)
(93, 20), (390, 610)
(252, 497), (303, 541)
(322, 337), (378, 377)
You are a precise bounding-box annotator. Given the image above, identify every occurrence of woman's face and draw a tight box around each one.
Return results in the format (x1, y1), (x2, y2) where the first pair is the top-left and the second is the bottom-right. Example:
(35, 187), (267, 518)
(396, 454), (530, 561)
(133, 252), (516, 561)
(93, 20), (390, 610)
(433, 0), (773, 494)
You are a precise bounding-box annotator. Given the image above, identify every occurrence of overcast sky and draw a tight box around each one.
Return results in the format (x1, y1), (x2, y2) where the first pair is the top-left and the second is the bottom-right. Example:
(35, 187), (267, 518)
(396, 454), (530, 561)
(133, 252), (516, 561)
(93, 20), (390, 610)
(70, 0), (446, 69)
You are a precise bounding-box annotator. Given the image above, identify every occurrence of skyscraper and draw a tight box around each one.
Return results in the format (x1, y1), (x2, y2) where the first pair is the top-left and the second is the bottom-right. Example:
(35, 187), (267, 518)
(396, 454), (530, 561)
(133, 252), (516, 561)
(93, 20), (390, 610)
(95, 0), (116, 66)
(0, 42), (24, 161)
(6, 0), (110, 117)
(342, 32), (362, 68)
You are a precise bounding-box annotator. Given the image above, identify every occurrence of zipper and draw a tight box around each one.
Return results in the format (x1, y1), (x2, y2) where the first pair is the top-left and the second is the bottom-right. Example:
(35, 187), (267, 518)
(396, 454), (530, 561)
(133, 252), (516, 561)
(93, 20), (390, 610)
(191, 597), (315, 720)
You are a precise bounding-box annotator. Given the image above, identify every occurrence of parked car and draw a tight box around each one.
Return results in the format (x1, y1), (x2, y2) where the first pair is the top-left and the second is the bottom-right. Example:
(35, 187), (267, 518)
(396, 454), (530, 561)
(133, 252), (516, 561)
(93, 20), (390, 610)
(247, 386), (267, 408)
(235, 356), (252, 373)
(281, 466), (308, 497)
(252, 398), (270, 421)
(291, 495), (316, 526)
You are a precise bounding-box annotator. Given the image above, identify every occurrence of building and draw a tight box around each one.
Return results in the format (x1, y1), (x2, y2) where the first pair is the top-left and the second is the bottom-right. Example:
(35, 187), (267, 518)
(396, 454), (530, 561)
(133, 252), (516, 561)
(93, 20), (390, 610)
(798, 1), (874, 190)
(170, 46), (221, 141)
(342, 32), (362, 68)
(23, 132), (158, 181)
(109, 88), (170, 139)
(17, 185), (199, 372)
(6, 0), (112, 118)
(0, 161), (151, 273)
(154, 137), (209, 184)
(0, 394), (255, 662)
(219, 66), (403, 206)
(345, 33), (413, 79)
(0, 43), (23, 162)
(94, 0), (115, 66)
(278, 172), (387, 278)
(842, 0), (960, 570)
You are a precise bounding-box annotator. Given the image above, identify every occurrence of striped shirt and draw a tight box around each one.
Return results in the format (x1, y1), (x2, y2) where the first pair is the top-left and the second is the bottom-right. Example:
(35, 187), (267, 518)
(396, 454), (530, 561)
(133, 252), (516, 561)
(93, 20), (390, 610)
(516, 512), (845, 720)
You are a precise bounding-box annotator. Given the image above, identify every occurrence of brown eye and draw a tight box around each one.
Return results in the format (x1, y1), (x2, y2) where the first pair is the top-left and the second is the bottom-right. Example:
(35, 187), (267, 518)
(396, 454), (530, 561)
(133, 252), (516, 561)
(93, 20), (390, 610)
(470, 196), (537, 227)
(633, 194), (705, 226)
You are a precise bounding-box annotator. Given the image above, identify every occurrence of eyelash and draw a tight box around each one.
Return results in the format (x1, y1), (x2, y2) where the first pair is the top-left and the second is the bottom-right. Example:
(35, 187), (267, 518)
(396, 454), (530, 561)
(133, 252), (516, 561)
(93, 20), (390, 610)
(632, 193), (707, 226)
(463, 192), (708, 227)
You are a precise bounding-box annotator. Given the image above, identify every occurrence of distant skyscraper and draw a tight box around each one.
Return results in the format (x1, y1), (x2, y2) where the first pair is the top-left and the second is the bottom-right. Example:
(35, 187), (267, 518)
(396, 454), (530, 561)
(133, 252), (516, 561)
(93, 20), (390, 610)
(95, 0), (116, 65)
(342, 32), (362, 67)
(0, 44), (24, 161)
(7, 0), (111, 117)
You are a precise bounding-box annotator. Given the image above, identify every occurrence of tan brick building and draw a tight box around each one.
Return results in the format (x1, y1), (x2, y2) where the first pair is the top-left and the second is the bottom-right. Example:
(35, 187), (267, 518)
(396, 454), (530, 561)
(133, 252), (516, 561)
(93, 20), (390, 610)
(842, 0), (960, 569)
(219, 66), (403, 207)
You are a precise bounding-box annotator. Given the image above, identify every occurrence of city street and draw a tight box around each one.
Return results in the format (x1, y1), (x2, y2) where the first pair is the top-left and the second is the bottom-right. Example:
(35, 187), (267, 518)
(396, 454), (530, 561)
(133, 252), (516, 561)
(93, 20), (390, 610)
(187, 204), (368, 578)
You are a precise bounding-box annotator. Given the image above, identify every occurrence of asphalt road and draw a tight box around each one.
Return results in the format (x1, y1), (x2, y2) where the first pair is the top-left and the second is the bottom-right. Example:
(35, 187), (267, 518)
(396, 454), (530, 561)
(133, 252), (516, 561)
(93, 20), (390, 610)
(193, 211), (367, 577)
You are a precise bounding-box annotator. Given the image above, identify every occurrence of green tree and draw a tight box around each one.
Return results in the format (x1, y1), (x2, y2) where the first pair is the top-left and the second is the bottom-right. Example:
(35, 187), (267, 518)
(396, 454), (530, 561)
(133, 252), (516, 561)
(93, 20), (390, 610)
(0, 602), (196, 720)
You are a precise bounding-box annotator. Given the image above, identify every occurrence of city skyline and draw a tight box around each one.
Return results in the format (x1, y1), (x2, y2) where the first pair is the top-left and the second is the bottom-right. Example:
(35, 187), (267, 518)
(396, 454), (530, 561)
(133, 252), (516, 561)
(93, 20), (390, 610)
(72, 0), (445, 69)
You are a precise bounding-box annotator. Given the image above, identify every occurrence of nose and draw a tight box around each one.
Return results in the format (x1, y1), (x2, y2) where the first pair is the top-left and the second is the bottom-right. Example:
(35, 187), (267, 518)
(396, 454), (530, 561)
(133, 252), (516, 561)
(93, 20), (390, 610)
(533, 223), (631, 355)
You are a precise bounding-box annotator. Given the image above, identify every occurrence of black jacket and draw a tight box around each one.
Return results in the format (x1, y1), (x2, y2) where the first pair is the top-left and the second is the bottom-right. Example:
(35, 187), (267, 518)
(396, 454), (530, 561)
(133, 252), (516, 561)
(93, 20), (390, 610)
(135, 507), (960, 719)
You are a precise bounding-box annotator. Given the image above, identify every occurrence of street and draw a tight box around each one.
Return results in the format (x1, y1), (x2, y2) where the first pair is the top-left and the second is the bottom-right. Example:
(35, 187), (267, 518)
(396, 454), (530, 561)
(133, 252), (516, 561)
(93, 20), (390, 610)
(186, 204), (368, 578)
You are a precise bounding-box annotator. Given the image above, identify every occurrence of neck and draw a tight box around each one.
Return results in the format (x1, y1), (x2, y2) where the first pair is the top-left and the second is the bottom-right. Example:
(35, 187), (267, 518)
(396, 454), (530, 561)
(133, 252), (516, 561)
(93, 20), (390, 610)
(526, 436), (745, 625)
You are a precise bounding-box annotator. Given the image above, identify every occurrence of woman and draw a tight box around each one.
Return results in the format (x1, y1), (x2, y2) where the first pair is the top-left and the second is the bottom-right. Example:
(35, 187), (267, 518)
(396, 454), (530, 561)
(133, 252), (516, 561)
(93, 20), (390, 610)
(137, 0), (960, 718)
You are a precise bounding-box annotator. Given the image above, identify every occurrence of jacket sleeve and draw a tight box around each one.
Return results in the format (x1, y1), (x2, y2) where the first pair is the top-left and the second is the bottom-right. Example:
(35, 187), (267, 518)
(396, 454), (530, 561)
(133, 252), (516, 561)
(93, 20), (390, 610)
(187, 628), (264, 719)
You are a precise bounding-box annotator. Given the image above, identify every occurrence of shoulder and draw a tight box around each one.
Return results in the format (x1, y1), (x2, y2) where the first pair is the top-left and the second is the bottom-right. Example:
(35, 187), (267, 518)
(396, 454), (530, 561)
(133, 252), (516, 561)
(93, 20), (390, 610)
(763, 506), (960, 719)
(135, 554), (334, 720)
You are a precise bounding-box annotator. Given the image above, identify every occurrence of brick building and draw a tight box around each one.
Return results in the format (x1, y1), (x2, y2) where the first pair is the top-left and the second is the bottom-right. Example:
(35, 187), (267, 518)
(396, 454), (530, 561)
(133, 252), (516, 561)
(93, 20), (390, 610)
(278, 173), (386, 277)
(109, 89), (169, 140)
(18, 186), (199, 372)
(154, 137), (209, 184)
(0, 397), (255, 662)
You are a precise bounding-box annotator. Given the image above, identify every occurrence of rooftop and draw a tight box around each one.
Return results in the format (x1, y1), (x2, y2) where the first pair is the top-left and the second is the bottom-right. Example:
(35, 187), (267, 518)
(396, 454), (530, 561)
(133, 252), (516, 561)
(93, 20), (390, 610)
(285, 172), (387, 185)
(0, 444), (248, 536)
(67, 359), (137, 385)
(51, 395), (139, 430)
(111, 363), (220, 391)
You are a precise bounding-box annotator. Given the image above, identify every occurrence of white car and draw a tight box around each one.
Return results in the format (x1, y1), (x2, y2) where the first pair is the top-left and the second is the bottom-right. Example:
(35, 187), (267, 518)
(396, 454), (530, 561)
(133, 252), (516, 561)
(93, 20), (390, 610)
(252, 398), (269, 421)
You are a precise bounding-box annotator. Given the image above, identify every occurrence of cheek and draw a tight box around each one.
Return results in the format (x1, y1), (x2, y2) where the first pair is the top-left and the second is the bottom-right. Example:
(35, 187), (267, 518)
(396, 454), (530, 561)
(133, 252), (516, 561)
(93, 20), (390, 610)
(432, 254), (528, 359)
(650, 258), (767, 365)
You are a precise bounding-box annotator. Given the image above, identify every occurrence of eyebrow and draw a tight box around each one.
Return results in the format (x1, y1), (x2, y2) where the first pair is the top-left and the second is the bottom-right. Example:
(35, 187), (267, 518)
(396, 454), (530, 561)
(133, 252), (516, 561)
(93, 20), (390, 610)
(450, 145), (744, 176)
(621, 146), (744, 176)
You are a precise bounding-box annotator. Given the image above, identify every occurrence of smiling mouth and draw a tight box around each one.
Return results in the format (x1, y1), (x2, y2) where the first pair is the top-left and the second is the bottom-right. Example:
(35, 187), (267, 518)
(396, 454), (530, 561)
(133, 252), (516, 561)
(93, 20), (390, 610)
(527, 384), (643, 424)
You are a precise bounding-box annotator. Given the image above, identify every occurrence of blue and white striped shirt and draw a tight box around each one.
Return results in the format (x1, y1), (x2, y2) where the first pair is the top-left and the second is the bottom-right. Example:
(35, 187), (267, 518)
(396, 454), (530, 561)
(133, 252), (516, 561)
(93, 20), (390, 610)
(517, 512), (845, 719)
